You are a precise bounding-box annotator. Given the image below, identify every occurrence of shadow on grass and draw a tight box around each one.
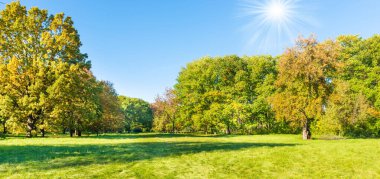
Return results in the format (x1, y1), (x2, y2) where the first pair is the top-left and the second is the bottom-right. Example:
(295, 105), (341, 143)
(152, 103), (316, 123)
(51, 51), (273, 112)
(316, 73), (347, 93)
(3, 133), (237, 139)
(85, 133), (236, 139)
(0, 141), (297, 171)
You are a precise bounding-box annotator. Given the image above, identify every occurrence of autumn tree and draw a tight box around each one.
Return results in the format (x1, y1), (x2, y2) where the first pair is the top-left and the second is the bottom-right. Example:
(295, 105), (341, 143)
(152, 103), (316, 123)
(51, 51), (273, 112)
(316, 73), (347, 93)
(151, 88), (180, 133)
(0, 2), (89, 137)
(91, 81), (125, 135)
(270, 36), (341, 140)
(0, 95), (13, 135)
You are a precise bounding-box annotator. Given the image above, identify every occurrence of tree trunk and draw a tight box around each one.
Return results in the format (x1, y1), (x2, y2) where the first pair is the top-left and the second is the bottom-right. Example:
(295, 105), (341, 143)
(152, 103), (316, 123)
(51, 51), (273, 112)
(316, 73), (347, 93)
(26, 116), (34, 138)
(70, 129), (74, 137)
(226, 123), (231, 135)
(2, 122), (6, 134)
(302, 119), (311, 140)
(172, 121), (175, 133)
(76, 130), (82, 137)
(41, 129), (45, 137)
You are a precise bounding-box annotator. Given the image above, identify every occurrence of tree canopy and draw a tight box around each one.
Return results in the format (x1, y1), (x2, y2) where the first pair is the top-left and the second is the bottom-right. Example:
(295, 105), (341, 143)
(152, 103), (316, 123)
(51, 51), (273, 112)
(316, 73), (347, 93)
(119, 96), (153, 132)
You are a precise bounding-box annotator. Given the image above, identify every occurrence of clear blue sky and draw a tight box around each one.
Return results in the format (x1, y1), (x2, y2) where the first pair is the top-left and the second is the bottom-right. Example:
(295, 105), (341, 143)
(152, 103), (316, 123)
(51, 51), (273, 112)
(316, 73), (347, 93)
(7, 0), (380, 102)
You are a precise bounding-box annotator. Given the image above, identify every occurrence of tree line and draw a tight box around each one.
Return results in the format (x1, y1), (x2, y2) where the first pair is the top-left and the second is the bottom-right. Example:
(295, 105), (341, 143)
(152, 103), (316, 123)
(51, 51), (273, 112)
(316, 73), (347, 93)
(152, 35), (380, 139)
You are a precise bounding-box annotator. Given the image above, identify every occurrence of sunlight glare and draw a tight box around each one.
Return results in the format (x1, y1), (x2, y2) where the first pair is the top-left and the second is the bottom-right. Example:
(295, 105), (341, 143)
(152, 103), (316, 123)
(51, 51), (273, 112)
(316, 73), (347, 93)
(239, 0), (316, 54)
(266, 1), (287, 21)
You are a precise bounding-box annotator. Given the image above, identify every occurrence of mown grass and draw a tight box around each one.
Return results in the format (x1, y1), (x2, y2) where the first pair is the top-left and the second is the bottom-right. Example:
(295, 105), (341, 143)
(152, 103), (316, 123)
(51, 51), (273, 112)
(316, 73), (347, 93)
(0, 133), (379, 178)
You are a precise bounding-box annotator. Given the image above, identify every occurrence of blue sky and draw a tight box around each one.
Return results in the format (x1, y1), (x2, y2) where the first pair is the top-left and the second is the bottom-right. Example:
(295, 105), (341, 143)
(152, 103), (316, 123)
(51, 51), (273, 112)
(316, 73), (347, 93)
(8, 0), (380, 102)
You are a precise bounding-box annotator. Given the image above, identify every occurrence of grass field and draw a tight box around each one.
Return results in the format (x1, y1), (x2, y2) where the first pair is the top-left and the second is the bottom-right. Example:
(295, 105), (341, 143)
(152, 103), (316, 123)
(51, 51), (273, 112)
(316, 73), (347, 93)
(0, 134), (379, 178)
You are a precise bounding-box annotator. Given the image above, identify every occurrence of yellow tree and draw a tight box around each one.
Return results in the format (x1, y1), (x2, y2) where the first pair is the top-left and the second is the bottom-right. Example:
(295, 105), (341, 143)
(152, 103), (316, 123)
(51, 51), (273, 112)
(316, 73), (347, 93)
(152, 89), (179, 133)
(270, 36), (341, 140)
(0, 2), (88, 137)
(0, 57), (52, 137)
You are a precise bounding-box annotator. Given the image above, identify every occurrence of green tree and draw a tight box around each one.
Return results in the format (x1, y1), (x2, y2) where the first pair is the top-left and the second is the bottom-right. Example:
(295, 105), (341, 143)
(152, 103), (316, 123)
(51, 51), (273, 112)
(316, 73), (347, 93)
(175, 55), (254, 134)
(246, 56), (278, 133)
(119, 96), (153, 132)
(335, 35), (380, 136)
(315, 80), (374, 136)
(47, 62), (101, 137)
(270, 36), (341, 140)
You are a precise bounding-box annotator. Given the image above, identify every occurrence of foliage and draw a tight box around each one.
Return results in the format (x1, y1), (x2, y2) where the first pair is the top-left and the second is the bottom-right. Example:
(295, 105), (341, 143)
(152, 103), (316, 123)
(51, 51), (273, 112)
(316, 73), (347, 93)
(245, 56), (280, 133)
(313, 81), (372, 136)
(119, 96), (153, 132)
(0, 2), (128, 137)
(331, 35), (380, 137)
(175, 55), (279, 134)
(47, 62), (102, 136)
(151, 88), (180, 133)
(270, 35), (341, 139)
(93, 81), (125, 134)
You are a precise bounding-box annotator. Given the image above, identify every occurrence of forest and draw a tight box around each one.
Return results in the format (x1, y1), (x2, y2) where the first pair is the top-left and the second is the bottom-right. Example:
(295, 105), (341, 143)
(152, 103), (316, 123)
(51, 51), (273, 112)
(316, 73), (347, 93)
(1, 2), (379, 140)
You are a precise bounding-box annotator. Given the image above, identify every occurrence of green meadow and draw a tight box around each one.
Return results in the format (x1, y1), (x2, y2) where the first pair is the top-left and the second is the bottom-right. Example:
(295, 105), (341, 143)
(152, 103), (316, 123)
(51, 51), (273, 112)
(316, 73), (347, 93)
(0, 134), (379, 178)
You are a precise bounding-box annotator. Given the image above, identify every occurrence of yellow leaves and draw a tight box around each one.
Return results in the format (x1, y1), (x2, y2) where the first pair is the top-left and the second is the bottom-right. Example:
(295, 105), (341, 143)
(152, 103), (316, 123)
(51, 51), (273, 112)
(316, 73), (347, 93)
(1, 2), (86, 67)
(50, 13), (65, 30)
(271, 35), (342, 124)
(368, 108), (380, 118)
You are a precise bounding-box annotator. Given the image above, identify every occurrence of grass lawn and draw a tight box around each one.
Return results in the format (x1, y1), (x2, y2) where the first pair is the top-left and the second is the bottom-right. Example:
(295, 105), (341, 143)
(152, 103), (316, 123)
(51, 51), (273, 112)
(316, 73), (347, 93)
(0, 134), (379, 178)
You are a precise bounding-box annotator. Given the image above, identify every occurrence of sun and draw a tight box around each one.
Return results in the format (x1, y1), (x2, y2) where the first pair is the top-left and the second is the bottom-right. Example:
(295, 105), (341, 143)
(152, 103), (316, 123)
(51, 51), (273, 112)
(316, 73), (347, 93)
(265, 1), (288, 21)
(239, 0), (315, 54)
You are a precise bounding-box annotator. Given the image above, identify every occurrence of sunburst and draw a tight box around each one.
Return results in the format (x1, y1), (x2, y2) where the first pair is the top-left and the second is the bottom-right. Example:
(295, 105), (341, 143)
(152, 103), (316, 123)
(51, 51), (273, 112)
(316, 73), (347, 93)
(239, 0), (316, 54)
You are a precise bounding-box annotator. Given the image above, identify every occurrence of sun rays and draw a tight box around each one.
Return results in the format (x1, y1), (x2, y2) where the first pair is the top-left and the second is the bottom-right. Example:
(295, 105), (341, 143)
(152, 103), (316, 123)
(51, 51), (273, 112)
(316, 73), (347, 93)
(239, 0), (317, 54)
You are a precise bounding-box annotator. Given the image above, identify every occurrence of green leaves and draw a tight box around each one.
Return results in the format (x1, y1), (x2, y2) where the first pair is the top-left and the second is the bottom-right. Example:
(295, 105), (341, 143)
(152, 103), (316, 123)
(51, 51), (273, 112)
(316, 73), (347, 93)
(119, 96), (153, 132)
(174, 55), (277, 134)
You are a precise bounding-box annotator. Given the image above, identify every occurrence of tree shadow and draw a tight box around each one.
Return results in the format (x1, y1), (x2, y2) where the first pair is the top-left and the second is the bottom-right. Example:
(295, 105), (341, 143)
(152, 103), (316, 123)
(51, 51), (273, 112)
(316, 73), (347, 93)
(0, 141), (297, 171)
(84, 133), (235, 139)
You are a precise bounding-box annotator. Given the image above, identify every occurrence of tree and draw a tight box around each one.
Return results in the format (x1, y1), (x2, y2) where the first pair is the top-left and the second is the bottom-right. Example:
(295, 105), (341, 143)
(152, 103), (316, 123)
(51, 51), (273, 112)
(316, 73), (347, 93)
(175, 55), (254, 134)
(0, 56), (52, 137)
(334, 35), (380, 136)
(119, 96), (153, 132)
(315, 80), (374, 136)
(0, 2), (89, 137)
(48, 62), (101, 137)
(151, 88), (180, 133)
(91, 81), (124, 135)
(246, 56), (278, 133)
(270, 36), (341, 140)
(0, 95), (13, 135)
